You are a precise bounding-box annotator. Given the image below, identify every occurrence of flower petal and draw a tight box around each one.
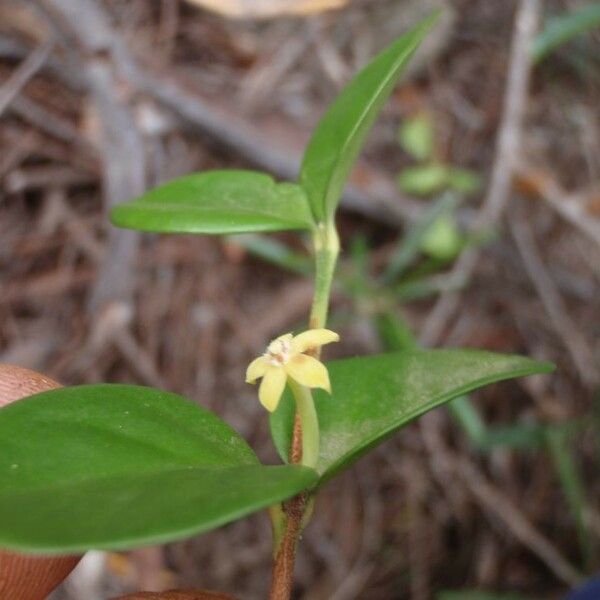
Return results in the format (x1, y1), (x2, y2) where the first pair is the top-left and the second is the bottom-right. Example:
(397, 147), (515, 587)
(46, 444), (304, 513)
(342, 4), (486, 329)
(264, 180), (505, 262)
(245, 356), (269, 383)
(291, 329), (339, 353)
(275, 333), (294, 342)
(258, 366), (287, 412)
(285, 354), (331, 393)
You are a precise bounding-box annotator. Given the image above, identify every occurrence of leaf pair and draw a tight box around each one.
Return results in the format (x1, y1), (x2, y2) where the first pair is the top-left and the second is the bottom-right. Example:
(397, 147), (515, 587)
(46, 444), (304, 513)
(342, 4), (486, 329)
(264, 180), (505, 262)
(0, 350), (552, 553)
(110, 13), (440, 234)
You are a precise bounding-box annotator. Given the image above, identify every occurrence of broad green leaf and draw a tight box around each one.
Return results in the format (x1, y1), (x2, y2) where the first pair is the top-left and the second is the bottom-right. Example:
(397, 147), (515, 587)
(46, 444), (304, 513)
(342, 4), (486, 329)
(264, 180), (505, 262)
(300, 12), (440, 223)
(396, 163), (449, 196)
(110, 170), (315, 235)
(270, 349), (554, 483)
(0, 385), (317, 553)
(398, 112), (435, 161)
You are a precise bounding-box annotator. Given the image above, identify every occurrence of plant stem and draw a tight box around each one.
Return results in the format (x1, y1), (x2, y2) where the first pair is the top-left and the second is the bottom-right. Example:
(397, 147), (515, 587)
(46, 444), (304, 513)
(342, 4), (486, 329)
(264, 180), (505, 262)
(268, 493), (308, 600)
(289, 380), (319, 468)
(309, 223), (340, 331)
(269, 221), (340, 600)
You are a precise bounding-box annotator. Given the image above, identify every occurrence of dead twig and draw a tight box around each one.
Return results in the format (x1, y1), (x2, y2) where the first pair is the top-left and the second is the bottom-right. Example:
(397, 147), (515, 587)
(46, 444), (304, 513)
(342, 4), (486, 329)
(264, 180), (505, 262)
(328, 466), (381, 600)
(0, 129), (37, 178)
(510, 216), (598, 386)
(4, 165), (95, 193)
(398, 459), (431, 600)
(11, 94), (94, 153)
(37, 0), (146, 311)
(457, 457), (583, 587)
(420, 0), (540, 347)
(79, 302), (167, 389)
(517, 165), (600, 250)
(1, 268), (95, 304)
(0, 37), (55, 117)
(85, 60), (145, 311)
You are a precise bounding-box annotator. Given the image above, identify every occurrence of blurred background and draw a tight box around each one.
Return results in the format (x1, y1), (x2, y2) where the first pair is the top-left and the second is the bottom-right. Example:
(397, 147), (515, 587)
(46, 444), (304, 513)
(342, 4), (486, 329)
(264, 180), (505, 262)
(1, 0), (599, 598)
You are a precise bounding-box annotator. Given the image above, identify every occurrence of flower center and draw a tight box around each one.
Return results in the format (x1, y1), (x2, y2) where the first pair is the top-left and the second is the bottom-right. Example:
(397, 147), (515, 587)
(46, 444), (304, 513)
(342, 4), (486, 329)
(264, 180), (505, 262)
(265, 338), (293, 366)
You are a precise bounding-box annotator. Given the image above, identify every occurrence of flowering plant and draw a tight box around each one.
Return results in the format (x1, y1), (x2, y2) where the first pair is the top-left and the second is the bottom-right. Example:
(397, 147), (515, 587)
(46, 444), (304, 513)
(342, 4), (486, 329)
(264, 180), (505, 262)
(0, 13), (553, 599)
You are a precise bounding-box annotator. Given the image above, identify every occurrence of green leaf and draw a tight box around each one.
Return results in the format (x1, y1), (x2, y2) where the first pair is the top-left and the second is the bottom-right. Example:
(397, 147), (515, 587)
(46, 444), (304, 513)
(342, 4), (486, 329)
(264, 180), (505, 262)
(447, 394), (488, 446)
(546, 427), (592, 567)
(300, 12), (440, 223)
(420, 214), (463, 260)
(382, 193), (458, 282)
(447, 168), (482, 194)
(398, 112), (435, 161)
(479, 423), (547, 450)
(374, 312), (419, 353)
(270, 350), (554, 483)
(227, 234), (312, 275)
(0, 385), (317, 553)
(110, 170), (315, 235)
(396, 163), (449, 196)
(532, 4), (600, 63)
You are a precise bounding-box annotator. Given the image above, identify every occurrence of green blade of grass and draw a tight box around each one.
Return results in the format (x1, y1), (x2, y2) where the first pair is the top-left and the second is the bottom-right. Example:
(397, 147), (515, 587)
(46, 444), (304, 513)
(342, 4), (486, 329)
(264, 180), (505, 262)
(546, 427), (592, 569)
(227, 234), (312, 275)
(382, 193), (458, 283)
(533, 4), (600, 63)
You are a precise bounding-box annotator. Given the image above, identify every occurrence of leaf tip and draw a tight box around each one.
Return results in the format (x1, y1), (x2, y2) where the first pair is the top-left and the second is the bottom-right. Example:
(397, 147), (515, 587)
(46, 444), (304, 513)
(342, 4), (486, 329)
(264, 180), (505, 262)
(108, 205), (129, 230)
(413, 8), (443, 35)
(538, 360), (557, 374)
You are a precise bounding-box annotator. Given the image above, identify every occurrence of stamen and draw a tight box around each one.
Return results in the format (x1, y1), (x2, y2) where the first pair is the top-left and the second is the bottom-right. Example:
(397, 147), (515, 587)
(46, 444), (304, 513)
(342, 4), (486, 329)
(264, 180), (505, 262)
(265, 337), (292, 366)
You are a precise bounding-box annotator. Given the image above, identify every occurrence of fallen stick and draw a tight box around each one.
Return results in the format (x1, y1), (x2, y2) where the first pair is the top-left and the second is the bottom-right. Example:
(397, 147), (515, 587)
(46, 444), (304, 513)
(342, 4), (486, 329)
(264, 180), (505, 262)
(37, 0), (146, 311)
(419, 0), (541, 347)
(510, 216), (598, 386)
(457, 457), (583, 587)
(0, 37), (54, 117)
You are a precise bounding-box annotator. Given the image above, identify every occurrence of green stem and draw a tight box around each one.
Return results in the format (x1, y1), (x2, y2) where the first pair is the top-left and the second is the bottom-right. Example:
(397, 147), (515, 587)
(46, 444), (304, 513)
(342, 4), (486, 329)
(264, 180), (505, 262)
(269, 221), (340, 600)
(309, 223), (340, 330)
(268, 503), (286, 557)
(288, 379), (319, 468)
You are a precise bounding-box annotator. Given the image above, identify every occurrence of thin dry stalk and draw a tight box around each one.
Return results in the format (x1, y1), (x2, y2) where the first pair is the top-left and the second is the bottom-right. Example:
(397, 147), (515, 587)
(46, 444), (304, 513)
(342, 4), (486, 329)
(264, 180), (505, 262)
(420, 0), (541, 347)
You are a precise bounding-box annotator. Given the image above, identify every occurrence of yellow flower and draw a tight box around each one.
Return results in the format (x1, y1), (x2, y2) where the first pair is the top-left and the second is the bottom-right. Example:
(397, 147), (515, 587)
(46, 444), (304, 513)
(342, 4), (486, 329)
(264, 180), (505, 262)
(246, 329), (339, 412)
